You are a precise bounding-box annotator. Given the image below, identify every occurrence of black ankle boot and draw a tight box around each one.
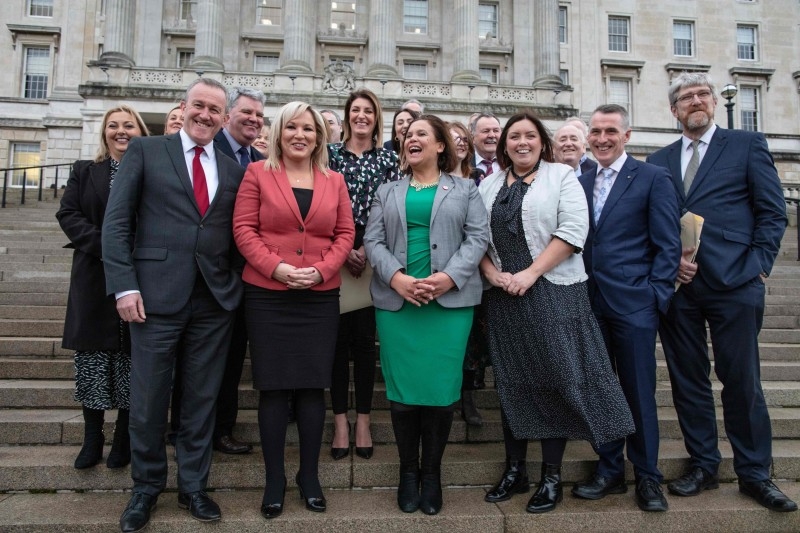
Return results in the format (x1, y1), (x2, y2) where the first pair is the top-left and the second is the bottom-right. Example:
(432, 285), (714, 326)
(75, 407), (105, 469)
(485, 458), (530, 502)
(460, 390), (483, 426)
(526, 463), (562, 513)
(107, 409), (130, 468)
(397, 466), (420, 513)
(419, 470), (442, 515)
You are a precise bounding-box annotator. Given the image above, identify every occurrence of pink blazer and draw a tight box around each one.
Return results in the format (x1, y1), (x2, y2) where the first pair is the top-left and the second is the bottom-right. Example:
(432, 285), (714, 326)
(233, 163), (355, 291)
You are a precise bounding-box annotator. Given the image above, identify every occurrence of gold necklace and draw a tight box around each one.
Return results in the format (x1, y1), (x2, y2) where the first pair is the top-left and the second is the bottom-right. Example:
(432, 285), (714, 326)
(409, 177), (440, 191)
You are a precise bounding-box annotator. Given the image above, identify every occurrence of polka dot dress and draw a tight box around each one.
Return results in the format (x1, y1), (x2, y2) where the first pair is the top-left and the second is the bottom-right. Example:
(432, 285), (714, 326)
(486, 179), (634, 448)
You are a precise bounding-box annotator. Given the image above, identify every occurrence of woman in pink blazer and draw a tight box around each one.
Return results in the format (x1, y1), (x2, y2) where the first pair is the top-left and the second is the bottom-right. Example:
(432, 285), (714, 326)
(233, 101), (355, 520)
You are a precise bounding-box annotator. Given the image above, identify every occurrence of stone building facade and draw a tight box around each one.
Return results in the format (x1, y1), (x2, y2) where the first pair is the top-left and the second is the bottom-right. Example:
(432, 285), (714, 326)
(1, 0), (798, 191)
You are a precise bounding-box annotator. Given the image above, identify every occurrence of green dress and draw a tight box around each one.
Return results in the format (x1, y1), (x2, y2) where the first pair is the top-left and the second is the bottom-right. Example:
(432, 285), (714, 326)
(376, 186), (474, 406)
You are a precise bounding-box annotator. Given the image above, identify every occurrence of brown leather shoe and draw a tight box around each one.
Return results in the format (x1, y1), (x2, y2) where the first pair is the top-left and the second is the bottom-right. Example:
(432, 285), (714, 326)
(213, 435), (252, 455)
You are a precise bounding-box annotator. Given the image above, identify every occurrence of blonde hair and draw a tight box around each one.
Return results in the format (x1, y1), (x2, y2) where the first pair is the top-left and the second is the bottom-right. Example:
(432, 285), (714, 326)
(264, 101), (330, 175)
(95, 105), (150, 163)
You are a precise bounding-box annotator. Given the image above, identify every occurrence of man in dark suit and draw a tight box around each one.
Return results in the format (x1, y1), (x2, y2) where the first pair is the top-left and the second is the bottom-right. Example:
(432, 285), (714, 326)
(102, 78), (246, 532)
(647, 73), (794, 512)
(209, 87), (265, 455)
(572, 104), (681, 512)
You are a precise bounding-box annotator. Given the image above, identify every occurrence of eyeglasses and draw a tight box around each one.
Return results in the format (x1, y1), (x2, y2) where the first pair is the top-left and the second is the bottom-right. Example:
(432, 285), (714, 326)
(675, 90), (713, 105)
(452, 136), (467, 145)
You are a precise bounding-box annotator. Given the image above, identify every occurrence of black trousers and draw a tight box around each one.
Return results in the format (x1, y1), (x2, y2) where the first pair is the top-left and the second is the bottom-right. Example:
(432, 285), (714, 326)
(330, 306), (376, 415)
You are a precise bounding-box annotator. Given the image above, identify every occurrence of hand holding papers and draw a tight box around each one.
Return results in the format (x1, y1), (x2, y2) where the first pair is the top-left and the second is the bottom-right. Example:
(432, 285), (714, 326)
(675, 211), (704, 291)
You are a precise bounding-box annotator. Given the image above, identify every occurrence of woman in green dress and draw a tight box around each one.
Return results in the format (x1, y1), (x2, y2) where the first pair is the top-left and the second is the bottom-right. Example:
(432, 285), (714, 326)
(364, 115), (489, 515)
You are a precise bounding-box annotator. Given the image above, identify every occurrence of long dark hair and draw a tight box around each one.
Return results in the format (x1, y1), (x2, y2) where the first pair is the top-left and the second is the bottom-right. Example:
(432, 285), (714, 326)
(391, 108), (421, 154)
(447, 121), (475, 177)
(400, 115), (459, 175)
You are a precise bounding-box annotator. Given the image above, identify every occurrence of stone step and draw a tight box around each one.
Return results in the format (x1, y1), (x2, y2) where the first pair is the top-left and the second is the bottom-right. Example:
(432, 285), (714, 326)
(0, 246), (72, 255)
(1, 437), (800, 493)
(0, 292), (68, 306)
(0, 231), (67, 242)
(3, 482), (800, 533)
(0, 319), (65, 337)
(656, 343), (800, 361)
(4, 405), (800, 448)
(0, 305), (66, 319)
(0, 338), (69, 356)
(0, 254), (71, 264)
(0, 281), (70, 293)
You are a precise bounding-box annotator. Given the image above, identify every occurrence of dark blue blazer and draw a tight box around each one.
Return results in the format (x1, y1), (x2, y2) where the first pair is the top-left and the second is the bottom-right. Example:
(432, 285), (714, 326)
(580, 157), (598, 176)
(213, 129), (265, 165)
(647, 128), (787, 291)
(579, 155), (681, 316)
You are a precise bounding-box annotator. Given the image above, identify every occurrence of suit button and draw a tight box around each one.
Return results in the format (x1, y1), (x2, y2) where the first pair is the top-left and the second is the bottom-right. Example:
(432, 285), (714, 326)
(431, 244), (438, 249)
(199, 224), (204, 229)
(298, 226), (304, 232)
(433, 269), (439, 273)
(296, 249), (302, 255)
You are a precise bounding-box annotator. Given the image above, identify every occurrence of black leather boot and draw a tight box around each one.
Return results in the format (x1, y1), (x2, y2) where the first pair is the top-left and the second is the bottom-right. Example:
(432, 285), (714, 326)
(419, 405), (453, 515)
(485, 458), (530, 502)
(526, 463), (562, 513)
(75, 407), (104, 469)
(390, 403), (421, 512)
(107, 408), (130, 468)
(460, 390), (483, 426)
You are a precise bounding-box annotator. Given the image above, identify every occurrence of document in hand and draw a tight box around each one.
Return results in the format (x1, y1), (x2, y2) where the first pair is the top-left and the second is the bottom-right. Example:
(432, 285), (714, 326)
(675, 211), (704, 291)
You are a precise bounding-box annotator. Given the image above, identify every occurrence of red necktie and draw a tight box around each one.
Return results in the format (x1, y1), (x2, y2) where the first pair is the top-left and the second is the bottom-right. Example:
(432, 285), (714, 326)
(192, 146), (209, 216)
(482, 158), (495, 173)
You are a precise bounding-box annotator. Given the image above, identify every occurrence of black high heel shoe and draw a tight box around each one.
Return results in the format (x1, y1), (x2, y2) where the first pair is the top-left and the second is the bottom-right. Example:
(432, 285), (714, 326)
(296, 474), (327, 512)
(260, 477), (287, 519)
(354, 421), (373, 459)
(330, 420), (350, 460)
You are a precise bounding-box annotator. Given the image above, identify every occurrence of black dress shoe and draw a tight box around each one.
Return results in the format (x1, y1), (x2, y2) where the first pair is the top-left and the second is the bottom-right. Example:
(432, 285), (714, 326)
(739, 479), (799, 512)
(635, 478), (668, 512)
(119, 492), (157, 533)
(484, 459), (530, 503)
(397, 468), (421, 513)
(354, 421), (374, 459)
(261, 479), (287, 519)
(296, 474), (327, 512)
(178, 491), (221, 521)
(213, 434), (252, 455)
(331, 420), (351, 460)
(571, 473), (627, 500)
(668, 466), (719, 496)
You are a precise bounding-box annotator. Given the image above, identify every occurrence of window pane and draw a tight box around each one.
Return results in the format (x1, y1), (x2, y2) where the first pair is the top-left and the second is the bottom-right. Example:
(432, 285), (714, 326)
(479, 66), (497, 84)
(29, 0), (53, 17)
(177, 50), (195, 68)
(737, 25), (757, 60)
(257, 0), (282, 26)
(24, 47), (49, 99)
(404, 61), (427, 80)
(559, 69), (569, 85)
(739, 86), (758, 131)
(478, 4), (497, 39)
(254, 53), (279, 72)
(673, 21), (693, 56)
(11, 143), (41, 187)
(180, 0), (197, 21)
(404, 0), (428, 34)
(330, 57), (355, 70)
(331, 1), (356, 31)
(558, 6), (568, 44)
(609, 78), (631, 111)
(608, 16), (629, 52)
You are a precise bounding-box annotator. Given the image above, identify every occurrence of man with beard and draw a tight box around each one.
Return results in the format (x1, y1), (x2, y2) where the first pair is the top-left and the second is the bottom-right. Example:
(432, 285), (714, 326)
(471, 113), (502, 175)
(647, 73), (793, 512)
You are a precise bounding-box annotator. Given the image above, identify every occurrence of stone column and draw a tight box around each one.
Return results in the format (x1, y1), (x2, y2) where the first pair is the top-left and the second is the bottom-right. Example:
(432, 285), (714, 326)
(98, 0), (135, 67)
(366, 0), (397, 77)
(279, 0), (313, 72)
(532, 0), (562, 88)
(451, 0), (481, 82)
(192, 0), (224, 70)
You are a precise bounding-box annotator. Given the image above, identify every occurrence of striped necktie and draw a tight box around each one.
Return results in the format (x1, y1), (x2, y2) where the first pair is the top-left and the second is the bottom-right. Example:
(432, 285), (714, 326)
(684, 140), (700, 194)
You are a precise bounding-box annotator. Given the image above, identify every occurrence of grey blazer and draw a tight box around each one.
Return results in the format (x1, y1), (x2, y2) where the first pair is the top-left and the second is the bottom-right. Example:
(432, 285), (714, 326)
(364, 173), (489, 311)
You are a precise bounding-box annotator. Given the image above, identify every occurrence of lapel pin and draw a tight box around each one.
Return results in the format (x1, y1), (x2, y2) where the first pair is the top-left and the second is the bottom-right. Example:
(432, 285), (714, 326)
(442, 186), (449, 190)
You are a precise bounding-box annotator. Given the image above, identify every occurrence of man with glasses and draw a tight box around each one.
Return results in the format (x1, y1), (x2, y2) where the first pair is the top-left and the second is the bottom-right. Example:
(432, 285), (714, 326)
(647, 73), (794, 512)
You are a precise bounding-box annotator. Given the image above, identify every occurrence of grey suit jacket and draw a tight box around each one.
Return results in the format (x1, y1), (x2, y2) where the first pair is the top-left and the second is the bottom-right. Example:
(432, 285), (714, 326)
(102, 133), (245, 314)
(364, 173), (489, 311)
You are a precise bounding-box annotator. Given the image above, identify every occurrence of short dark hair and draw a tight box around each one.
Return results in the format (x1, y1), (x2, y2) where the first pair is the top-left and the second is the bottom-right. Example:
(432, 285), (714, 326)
(591, 104), (630, 130)
(496, 110), (554, 170)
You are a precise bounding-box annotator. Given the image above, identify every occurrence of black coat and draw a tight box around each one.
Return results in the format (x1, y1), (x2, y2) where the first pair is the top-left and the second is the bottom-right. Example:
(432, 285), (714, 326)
(56, 159), (129, 352)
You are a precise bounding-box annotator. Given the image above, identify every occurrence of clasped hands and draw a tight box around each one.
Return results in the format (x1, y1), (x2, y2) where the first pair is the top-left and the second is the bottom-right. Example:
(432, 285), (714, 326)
(485, 269), (538, 297)
(390, 271), (455, 307)
(273, 263), (322, 289)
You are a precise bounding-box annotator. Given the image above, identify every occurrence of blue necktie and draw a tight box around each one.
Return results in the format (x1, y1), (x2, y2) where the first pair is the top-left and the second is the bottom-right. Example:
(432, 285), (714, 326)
(594, 168), (614, 224)
(237, 147), (251, 168)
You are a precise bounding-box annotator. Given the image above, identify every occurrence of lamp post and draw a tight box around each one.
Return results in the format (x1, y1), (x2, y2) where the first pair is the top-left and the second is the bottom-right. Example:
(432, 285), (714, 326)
(721, 84), (738, 129)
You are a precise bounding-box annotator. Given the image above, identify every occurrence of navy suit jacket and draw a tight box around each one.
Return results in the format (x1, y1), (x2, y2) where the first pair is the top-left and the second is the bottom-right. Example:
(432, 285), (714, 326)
(213, 129), (265, 166)
(579, 155), (681, 316)
(647, 127), (787, 291)
(579, 157), (598, 176)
